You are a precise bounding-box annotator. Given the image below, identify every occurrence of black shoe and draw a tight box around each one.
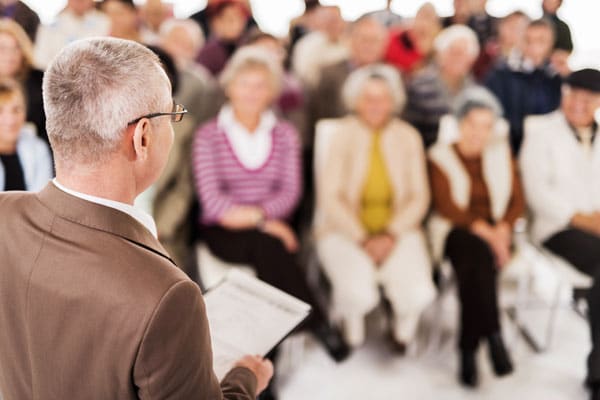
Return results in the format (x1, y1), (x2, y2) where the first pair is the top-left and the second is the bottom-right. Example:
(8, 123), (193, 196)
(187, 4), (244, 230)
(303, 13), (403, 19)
(388, 331), (407, 356)
(487, 333), (513, 376)
(313, 324), (351, 362)
(591, 384), (600, 400)
(460, 349), (478, 388)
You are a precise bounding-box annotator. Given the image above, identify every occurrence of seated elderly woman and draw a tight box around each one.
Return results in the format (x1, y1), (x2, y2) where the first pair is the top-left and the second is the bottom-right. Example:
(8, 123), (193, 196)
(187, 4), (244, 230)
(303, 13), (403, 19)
(192, 46), (349, 362)
(315, 64), (436, 353)
(427, 86), (525, 387)
(403, 24), (479, 147)
(0, 79), (52, 191)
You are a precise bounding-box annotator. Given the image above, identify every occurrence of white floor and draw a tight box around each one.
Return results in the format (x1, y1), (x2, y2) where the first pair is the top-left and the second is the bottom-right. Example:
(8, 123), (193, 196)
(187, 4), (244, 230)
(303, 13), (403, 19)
(274, 294), (591, 400)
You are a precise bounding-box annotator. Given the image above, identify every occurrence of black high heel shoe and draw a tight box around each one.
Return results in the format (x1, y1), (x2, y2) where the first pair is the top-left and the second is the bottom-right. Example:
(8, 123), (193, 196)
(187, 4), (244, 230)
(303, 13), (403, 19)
(460, 349), (478, 387)
(487, 333), (513, 376)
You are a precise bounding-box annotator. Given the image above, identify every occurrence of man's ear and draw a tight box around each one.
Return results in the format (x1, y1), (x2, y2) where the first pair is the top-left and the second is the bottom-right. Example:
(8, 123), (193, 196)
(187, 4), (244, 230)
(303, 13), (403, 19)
(131, 119), (151, 161)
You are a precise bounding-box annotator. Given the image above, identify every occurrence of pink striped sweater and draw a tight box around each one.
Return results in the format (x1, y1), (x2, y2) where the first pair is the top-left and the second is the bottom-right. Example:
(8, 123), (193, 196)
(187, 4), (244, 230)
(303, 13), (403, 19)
(192, 118), (302, 225)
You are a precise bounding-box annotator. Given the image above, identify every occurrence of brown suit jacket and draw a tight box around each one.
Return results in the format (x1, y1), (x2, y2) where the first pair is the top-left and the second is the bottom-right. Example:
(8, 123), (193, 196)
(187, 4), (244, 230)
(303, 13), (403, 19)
(0, 183), (256, 399)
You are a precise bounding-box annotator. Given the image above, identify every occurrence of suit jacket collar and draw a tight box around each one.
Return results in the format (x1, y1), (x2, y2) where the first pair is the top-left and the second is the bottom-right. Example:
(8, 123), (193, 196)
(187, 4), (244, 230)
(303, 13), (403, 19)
(36, 183), (175, 266)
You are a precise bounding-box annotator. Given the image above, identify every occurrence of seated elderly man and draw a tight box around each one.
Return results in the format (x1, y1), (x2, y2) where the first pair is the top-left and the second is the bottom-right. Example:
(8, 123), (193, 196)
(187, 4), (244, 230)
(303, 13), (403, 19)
(0, 38), (272, 399)
(403, 25), (479, 147)
(520, 68), (600, 400)
(486, 18), (562, 154)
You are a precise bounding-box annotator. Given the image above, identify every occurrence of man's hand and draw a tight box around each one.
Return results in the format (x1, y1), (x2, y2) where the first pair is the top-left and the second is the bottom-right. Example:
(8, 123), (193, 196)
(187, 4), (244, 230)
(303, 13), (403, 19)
(363, 233), (396, 266)
(262, 220), (299, 252)
(234, 355), (274, 397)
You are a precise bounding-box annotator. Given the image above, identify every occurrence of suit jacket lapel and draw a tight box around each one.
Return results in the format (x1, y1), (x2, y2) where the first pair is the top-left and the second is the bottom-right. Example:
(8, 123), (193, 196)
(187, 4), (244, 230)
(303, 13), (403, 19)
(36, 183), (175, 266)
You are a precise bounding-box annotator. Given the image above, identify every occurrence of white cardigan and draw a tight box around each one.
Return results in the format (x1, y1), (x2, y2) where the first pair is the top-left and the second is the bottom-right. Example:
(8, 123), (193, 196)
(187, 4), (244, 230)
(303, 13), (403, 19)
(427, 115), (513, 262)
(520, 110), (600, 243)
(0, 126), (53, 192)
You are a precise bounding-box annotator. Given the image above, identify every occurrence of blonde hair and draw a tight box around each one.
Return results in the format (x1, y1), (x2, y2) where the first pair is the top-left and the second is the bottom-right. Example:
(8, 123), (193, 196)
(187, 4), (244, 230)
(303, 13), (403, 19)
(219, 46), (283, 97)
(0, 18), (34, 80)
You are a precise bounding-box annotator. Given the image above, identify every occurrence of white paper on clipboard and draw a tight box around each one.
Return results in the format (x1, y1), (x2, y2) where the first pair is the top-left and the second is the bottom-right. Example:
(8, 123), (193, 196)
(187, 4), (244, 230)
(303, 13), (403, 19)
(203, 269), (312, 380)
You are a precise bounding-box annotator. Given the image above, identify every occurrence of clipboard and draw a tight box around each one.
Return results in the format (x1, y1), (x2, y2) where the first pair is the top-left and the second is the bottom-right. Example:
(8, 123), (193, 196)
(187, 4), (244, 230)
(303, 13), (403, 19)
(203, 269), (312, 380)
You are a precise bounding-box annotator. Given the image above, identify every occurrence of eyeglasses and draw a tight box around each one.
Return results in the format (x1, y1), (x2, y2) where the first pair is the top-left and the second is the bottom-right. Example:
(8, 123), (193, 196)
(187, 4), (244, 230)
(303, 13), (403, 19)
(127, 103), (188, 125)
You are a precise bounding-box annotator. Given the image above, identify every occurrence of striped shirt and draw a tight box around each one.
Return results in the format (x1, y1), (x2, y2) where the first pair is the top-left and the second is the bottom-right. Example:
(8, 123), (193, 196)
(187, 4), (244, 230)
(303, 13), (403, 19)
(192, 117), (302, 225)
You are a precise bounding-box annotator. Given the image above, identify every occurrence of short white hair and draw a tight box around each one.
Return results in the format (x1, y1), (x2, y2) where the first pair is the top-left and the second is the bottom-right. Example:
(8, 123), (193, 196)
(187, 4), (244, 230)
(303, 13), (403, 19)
(43, 38), (171, 166)
(219, 46), (283, 96)
(434, 25), (480, 59)
(342, 63), (406, 112)
(159, 18), (205, 54)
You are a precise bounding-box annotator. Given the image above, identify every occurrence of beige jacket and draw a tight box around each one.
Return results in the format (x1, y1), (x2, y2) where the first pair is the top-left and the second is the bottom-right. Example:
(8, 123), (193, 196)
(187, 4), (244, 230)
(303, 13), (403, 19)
(315, 115), (430, 242)
(0, 183), (255, 400)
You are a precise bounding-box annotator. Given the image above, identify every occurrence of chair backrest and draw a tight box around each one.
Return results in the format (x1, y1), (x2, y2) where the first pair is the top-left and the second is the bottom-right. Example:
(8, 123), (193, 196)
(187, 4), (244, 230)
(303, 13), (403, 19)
(312, 118), (344, 227)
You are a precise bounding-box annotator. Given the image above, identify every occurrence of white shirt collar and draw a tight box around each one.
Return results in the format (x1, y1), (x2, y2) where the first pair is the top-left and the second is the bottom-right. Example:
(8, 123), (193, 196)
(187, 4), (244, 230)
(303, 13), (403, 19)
(217, 104), (276, 170)
(52, 179), (158, 238)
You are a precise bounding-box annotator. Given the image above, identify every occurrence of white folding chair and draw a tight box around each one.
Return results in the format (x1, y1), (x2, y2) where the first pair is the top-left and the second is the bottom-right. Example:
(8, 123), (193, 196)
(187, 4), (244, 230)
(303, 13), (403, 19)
(504, 220), (593, 352)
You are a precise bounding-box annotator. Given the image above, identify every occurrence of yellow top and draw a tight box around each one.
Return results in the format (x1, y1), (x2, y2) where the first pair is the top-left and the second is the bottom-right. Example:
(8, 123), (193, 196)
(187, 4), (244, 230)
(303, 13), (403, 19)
(359, 132), (394, 234)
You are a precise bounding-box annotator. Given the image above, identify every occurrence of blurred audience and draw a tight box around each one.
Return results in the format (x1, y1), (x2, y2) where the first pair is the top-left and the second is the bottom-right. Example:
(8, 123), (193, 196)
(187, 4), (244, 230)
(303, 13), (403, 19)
(542, 0), (573, 77)
(0, 0), (39, 42)
(100, 0), (154, 44)
(428, 86), (524, 387)
(315, 65), (435, 352)
(153, 19), (220, 270)
(384, 2), (441, 75)
(0, 19), (46, 143)
(196, 0), (251, 76)
(246, 31), (307, 144)
(366, 0), (403, 29)
(404, 25), (479, 147)
(0, 79), (52, 191)
(485, 18), (562, 154)
(468, 0), (499, 80)
(192, 47), (350, 363)
(520, 69), (600, 400)
(34, 0), (110, 70)
(442, 0), (471, 27)
(309, 14), (387, 143)
(496, 10), (530, 64)
(291, 5), (348, 88)
(288, 0), (322, 51)
(191, 0), (256, 40)
(140, 0), (173, 44)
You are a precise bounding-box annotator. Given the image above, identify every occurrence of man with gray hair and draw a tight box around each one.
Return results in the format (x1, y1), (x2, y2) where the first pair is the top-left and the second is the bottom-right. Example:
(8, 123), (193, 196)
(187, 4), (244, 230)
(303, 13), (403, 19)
(0, 37), (272, 399)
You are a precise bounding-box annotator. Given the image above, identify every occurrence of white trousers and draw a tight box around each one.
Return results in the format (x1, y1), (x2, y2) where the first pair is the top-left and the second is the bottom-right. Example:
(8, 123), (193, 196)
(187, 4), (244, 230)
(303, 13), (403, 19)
(316, 230), (436, 345)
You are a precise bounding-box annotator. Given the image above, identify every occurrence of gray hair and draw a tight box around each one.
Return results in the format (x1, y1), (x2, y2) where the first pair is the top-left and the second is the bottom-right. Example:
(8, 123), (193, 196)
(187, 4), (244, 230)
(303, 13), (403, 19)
(43, 38), (171, 166)
(219, 46), (283, 96)
(453, 86), (503, 120)
(159, 18), (205, 54)
(342, 63), (406, 112)
(434, 25), (480, 60)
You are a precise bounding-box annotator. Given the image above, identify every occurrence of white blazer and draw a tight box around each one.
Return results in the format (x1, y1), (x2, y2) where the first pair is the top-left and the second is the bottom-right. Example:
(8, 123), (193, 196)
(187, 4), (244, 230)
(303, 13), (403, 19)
(519, 110), (600, 243)
(0, 126), (53, 192)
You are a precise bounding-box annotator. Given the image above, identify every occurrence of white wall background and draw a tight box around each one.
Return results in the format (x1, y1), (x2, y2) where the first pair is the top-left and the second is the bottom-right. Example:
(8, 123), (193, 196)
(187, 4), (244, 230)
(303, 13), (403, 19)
(22, 0), (600, 69)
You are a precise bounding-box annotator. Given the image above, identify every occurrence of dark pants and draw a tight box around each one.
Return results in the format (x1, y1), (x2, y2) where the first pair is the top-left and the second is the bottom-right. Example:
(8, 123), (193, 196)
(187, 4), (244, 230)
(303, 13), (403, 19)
(544, 228), (600, 384)
(201, 226), (327, 331)
(445, 228), (501, 351)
